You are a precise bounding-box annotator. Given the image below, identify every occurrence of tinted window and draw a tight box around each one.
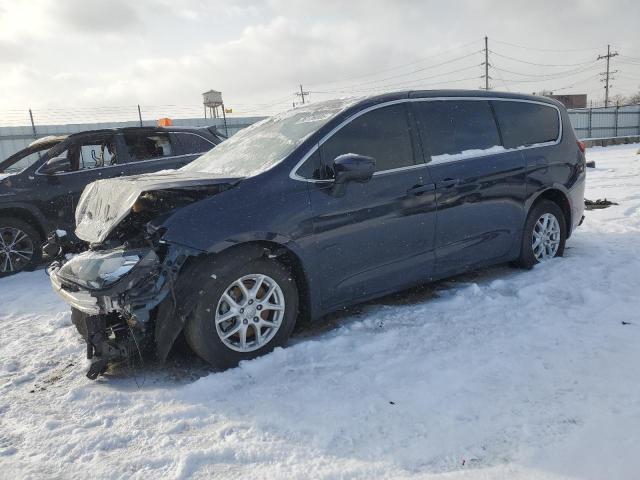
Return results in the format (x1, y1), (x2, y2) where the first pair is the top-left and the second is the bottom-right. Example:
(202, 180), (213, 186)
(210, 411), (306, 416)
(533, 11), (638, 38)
(492, 101), (560, 148)
(124, 133), (173, 162)
(172, 132), (216, 155)
(413, 100), (501, 160)
(295, 148), (321, 179)
(320, 103), (414, 177)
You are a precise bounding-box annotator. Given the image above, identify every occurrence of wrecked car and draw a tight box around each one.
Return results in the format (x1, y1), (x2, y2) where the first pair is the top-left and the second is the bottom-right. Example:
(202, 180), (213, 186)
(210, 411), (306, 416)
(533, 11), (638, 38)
(0, 126), (224, 275)
(47, 90), (585, 379)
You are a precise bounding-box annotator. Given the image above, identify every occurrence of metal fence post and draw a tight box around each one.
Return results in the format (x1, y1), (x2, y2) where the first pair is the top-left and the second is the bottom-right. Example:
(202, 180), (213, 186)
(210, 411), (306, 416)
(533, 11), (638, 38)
(637, 106), (640, 136)
(587, 108), (592, 138)
(28, 109), (37, 138)
(614, 105), (619, 137)
(137, 105), (143, 126)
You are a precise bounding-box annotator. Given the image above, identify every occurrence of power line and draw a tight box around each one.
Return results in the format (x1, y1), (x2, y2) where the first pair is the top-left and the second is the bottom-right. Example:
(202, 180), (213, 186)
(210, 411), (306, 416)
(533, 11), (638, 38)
(493, 64), (601, 84)
(310, 50), (483, 93)
(489, 50), (596, 67)
(597, 44), (619, 107)
(310, 75), (483, 96)
(491, 38), (602, 53)
(490, 62), (599, 78)
(309, 64), (482, 95)
(306, 39), (481, 88)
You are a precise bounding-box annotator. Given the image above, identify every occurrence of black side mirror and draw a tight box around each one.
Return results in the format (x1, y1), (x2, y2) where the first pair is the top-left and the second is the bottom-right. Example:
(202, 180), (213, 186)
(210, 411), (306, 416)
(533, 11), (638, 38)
(331, 153), (375, 196)
(40, 156), (71, 175)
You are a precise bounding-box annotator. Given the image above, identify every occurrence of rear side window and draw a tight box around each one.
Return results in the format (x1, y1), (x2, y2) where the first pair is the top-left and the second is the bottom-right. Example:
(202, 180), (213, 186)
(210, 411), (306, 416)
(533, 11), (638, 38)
(319, 103), (414, 177)
(412, 100), (501, 160)
(491, 101), (560, 148)
(124, 133), (173, 162)
(171, 132), (216, 155)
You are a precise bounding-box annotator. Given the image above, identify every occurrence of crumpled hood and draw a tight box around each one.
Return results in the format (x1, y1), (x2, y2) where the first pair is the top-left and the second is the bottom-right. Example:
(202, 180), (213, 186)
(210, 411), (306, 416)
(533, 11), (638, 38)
(75, 170), (241, 244)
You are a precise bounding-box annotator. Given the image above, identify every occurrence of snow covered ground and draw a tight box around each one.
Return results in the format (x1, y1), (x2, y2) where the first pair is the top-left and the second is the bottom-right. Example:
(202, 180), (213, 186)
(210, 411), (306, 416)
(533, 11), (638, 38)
(1, 143), (640, 479)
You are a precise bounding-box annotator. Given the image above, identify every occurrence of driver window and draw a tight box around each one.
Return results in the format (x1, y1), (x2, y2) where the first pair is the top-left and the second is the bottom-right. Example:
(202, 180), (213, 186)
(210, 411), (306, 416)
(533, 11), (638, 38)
(41, 149), (71, 174)
(318, 103), (415, 179)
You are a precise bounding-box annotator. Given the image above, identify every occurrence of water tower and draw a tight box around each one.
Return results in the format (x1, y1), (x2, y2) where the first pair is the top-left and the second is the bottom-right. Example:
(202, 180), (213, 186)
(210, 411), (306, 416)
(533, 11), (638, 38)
(202, 89), (228, 136)
(202, 89), (224, 118)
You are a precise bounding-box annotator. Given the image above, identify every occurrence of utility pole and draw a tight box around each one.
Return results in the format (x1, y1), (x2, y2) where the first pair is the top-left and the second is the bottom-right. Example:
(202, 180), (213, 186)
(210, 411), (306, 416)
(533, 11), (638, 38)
(295, 84), (309, 105)
(484, 36), (490, 90)
(597, 44), (619, 107)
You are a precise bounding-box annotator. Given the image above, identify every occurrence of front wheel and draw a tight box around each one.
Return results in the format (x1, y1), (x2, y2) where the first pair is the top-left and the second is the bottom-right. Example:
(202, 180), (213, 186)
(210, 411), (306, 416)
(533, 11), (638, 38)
(0, 217), (43, 276)
(184, 256), (299, 369)
(516, 200), (567, 269)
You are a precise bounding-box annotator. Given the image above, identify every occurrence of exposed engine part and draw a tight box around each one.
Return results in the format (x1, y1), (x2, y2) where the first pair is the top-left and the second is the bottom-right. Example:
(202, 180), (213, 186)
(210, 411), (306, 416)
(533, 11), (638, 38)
(81, 311), (149, 380)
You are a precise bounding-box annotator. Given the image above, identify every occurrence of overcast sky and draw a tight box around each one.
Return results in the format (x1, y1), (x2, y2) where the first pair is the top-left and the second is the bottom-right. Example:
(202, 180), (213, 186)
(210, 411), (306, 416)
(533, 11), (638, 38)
(1, 0), (639, 120)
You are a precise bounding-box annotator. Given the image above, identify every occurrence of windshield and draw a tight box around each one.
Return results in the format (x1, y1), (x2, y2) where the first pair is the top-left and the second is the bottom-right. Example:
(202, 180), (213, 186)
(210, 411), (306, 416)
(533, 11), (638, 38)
(0, 142), (60, 175)
(183, 97), (362, 177)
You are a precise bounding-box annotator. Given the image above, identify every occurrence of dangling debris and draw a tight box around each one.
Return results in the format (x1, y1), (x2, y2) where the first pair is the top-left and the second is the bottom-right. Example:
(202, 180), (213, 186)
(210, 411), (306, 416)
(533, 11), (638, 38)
(585, 198), (618, 210)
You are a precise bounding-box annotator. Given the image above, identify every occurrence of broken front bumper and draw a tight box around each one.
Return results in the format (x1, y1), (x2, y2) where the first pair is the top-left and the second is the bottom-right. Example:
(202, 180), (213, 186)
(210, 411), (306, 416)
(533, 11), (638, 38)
(50, 270), (101, 315)
(48, 248), (165, 316)
(48, 247), (172, 378)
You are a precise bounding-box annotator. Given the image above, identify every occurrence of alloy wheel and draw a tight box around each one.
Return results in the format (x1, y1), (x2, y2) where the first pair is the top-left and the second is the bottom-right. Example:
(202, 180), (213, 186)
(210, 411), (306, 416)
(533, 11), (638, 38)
(532, 213), (561, 262)
(0, 226), (34, 273)
(214, 274), (286, 352)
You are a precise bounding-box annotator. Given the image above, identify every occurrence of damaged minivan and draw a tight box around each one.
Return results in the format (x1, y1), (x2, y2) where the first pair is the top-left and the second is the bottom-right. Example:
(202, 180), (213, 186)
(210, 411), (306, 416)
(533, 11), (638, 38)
(47, 90), (586, 378)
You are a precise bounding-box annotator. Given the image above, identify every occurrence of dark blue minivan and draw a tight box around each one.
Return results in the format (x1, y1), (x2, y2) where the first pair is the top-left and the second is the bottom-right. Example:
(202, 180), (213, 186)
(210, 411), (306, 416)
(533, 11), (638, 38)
(47, 90), (585, 378)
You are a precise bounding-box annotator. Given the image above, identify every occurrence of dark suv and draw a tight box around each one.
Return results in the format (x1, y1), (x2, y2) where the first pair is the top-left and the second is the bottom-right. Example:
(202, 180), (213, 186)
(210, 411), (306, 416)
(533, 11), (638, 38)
(0, 126), (223, 275)
(47, 90), (585, 378)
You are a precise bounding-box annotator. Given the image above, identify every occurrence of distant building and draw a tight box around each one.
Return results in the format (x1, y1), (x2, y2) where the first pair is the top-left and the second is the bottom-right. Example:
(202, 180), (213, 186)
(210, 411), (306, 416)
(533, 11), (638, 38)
(544, 94), (588, 109)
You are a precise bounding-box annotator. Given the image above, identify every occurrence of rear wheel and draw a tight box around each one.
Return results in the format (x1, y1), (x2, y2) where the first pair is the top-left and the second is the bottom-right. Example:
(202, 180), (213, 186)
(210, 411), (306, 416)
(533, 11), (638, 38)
(184, 256), (298, 369)
(0, 217), (43, 276)
(516, 200), (566, 268)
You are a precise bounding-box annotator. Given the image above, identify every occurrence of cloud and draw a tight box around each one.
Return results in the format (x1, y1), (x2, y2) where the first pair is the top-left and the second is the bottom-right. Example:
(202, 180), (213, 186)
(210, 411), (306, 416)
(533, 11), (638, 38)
(0, 0), (639, 114)
(48, 0), (142, 34)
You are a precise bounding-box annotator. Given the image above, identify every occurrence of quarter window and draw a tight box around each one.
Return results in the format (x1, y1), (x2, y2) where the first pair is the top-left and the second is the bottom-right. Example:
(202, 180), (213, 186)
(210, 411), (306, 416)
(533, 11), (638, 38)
(171, 132), (216, 155)
(491, 101), (560, 148)
(412, 100), (501, 161)
(319, 103), (414, 177)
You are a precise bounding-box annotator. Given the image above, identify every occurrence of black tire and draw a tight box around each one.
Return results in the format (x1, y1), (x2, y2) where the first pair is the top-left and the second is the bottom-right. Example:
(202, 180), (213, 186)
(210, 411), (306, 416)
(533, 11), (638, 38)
(184, 255), (299, 369)
(0, 217), (43, 277)
(516, 200), (567, 269)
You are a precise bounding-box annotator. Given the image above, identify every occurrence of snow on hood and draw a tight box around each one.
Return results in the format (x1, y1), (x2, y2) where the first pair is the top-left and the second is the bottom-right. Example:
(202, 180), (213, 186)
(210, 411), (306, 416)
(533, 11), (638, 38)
(75, 170), (240, 244)
(0, 173), (13, 181)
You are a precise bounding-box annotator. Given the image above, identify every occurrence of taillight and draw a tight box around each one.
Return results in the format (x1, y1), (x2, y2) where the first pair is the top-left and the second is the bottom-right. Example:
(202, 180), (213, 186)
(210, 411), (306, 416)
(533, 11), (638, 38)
(577, 141), (586, 154)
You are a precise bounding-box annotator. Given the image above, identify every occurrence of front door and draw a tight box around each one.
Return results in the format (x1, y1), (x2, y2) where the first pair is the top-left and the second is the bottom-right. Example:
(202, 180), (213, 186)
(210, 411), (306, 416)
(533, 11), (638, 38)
(305, 103), (437, 309)
(411, 99), (527, 276)
(37, 133), (126, 230)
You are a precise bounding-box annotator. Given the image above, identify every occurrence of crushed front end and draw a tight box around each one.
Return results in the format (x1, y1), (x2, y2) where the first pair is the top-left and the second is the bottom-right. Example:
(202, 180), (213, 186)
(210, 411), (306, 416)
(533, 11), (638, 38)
(48, 244), (188, 379)
(45, 171), (241, 379)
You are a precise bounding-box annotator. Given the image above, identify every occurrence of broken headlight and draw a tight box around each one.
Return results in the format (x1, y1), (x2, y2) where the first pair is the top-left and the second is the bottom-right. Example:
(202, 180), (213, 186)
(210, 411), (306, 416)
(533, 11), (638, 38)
(57, 248), (157, 290)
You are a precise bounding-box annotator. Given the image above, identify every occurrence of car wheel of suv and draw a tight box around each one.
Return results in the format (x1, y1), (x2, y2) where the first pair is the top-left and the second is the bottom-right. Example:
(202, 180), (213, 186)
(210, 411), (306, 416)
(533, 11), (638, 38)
(0, 217), (43, 276)
(184, 256), (299, 369)
(516, 200), (566, 269)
